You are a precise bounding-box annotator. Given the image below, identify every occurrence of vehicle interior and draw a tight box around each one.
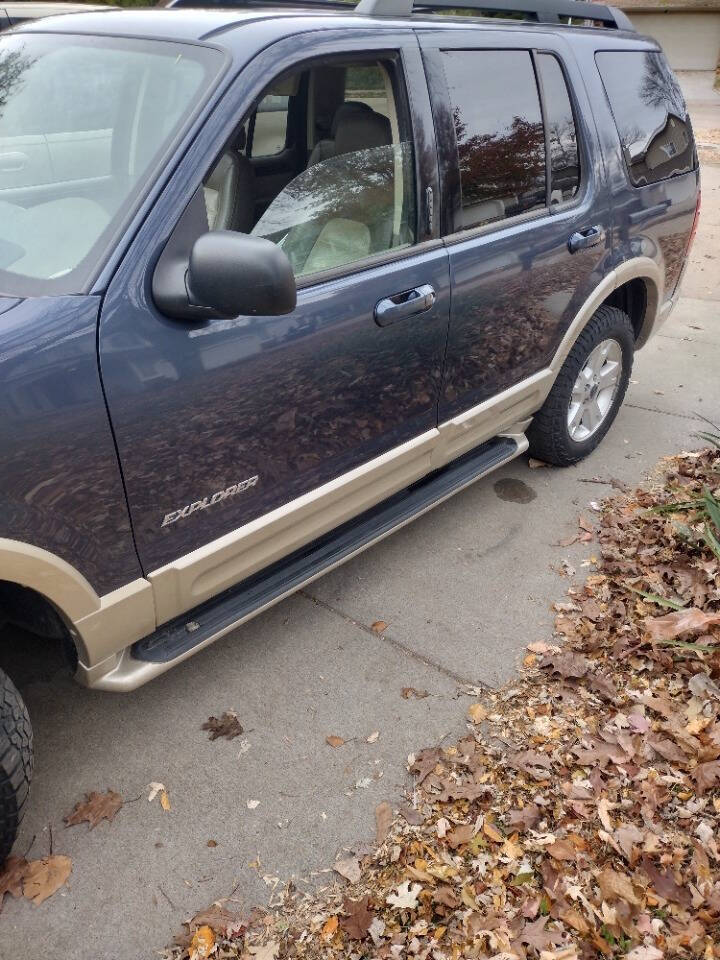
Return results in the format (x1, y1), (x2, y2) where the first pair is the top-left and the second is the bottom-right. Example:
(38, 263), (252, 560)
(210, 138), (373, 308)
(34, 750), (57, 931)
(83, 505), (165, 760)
(201, 56), (417, 278)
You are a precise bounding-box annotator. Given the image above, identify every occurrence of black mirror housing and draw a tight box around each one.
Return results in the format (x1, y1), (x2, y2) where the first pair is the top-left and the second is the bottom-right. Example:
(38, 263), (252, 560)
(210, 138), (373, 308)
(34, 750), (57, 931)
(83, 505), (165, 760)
(153, 187), (296, 321)
(188, 231), (296, 319)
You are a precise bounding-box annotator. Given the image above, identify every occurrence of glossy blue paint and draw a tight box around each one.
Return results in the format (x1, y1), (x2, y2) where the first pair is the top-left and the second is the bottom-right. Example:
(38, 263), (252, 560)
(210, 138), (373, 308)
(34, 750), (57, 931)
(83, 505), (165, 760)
(420, 30), (615, 416)
(0, 296), (141, 593)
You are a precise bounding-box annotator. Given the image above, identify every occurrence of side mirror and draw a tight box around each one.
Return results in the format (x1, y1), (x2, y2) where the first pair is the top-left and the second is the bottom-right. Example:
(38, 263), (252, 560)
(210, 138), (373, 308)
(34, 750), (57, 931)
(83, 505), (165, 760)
(153, 190), (297, 322)
(188, 231), (296, 319)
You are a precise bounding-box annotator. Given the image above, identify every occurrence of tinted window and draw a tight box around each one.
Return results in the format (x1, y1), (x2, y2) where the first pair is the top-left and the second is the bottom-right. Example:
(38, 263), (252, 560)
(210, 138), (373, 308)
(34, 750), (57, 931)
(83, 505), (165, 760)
(537, 54), (580, 203)
(442, 50), (546, 230)
(596, 51), (695, 187)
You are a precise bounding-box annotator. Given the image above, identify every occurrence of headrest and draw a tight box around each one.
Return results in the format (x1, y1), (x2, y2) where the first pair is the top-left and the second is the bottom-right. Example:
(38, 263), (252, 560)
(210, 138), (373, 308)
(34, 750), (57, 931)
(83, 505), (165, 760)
(330, 100), (373, 137)
(334, 110), (392, 158)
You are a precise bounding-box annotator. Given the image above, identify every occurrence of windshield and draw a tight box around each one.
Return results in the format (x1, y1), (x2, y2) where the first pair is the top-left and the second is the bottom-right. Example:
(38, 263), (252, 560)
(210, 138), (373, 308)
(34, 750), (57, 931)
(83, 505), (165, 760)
(0, 33), (223, 296)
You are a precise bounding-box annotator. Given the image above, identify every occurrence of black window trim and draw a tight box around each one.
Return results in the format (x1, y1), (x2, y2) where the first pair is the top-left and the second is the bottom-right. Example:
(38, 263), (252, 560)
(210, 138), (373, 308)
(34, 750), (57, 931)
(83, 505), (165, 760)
(428, 44), (586, 246)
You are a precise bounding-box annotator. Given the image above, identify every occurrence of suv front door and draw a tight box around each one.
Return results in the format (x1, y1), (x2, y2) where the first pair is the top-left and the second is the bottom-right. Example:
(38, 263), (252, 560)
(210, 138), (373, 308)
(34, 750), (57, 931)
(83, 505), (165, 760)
(419, 30), (613, 428)
(99, 30), (449, 622)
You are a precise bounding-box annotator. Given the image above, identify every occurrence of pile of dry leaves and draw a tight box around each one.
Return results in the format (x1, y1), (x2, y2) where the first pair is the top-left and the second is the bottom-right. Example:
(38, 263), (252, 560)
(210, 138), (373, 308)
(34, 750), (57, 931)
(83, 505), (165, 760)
(168, 446), (720, 960)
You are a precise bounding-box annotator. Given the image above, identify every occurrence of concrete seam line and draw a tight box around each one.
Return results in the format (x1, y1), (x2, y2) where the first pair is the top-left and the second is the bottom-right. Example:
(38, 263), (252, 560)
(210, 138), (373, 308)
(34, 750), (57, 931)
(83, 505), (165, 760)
(625, 402), (707, 422)
(298, 590), (493, 689)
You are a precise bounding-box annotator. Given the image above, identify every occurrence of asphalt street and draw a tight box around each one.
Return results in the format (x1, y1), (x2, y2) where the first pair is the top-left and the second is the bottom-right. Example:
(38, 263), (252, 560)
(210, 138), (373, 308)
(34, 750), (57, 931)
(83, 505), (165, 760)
(2, 73), (719, 960)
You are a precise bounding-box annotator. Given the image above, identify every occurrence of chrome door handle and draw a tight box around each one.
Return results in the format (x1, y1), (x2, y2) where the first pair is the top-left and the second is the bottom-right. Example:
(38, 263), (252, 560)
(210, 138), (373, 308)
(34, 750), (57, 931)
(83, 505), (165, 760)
(568, 225), (605, 254)
(374, 284), (436, 327)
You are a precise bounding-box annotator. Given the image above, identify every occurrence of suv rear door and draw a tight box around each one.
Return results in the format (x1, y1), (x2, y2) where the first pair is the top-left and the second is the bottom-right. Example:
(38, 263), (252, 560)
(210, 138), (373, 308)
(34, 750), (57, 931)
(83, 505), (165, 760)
(418, 28), (613, 423)
(99, 29), (450, 615)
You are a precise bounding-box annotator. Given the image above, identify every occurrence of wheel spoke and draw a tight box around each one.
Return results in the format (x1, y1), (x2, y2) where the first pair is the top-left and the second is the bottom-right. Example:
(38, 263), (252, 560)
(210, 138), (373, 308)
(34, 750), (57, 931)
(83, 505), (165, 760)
(597, 359), (620, 390)
(585, 399), (603, 432)
(568, 401), (584, 434)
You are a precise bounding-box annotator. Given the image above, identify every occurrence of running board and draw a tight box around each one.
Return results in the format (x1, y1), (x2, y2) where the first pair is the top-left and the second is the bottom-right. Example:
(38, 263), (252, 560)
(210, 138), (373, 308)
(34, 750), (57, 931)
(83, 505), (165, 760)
(89, 433), (526, 690)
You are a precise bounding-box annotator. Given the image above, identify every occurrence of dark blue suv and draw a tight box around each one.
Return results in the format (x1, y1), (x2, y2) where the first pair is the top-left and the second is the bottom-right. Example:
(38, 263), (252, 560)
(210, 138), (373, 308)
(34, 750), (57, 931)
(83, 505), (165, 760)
(0, 0), (701, 859)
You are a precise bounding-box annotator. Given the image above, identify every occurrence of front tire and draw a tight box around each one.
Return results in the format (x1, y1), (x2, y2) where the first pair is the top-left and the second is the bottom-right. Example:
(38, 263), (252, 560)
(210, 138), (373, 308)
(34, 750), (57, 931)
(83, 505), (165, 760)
(0, 668), (33, 864)
(528, 305), (634, 466)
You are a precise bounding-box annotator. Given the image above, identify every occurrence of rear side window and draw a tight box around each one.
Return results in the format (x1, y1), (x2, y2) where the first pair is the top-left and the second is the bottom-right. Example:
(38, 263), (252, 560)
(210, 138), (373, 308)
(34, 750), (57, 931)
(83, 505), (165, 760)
(441, 50), (546, 230)
(596, 51), (695, 187)
(536, 54), (580, 204)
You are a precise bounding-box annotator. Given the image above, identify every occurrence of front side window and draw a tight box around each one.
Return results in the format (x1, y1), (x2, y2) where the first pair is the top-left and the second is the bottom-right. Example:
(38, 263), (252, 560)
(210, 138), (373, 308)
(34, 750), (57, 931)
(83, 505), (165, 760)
(596, 50), (695, 187)
(204, 57), (417, 280)
(0, 33), (222, 296)
(537, 53), (580, 204)
(442, 49), (546, 231)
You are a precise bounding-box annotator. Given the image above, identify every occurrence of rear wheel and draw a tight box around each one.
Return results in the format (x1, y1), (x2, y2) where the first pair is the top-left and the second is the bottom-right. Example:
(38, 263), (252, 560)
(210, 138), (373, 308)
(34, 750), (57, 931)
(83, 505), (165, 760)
(528, 305), (634, 466)
(0, 668), (33, 864)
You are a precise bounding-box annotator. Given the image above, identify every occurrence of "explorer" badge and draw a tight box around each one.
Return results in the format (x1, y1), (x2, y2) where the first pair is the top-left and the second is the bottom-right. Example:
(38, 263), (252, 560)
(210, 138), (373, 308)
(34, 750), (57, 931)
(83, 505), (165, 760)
(161, 476), (259, 528)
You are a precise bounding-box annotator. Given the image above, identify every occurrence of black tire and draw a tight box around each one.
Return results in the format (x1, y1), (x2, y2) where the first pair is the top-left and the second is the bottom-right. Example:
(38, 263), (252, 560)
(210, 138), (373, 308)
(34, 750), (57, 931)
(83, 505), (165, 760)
(0, 668), (33, 864)
(528, 305), (634, 467)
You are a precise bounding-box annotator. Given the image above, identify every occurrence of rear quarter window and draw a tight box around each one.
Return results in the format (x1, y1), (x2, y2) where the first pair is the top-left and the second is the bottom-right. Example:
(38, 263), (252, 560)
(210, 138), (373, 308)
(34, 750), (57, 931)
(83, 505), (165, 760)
(596, 50), (695, 187)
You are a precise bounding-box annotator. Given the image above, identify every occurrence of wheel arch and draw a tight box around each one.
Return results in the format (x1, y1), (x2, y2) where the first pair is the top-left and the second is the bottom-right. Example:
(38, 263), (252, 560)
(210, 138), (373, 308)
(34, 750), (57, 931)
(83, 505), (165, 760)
(0, 538), (101, 663)
(550, 257), (664, 375)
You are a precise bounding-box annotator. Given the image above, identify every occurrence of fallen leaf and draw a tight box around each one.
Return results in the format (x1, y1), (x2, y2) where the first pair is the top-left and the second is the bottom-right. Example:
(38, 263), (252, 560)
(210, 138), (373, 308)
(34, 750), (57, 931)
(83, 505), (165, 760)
(202, 711), (244, 741)
(641, 856), (691, 906)
(401, 687), (429, 699)
(185, 903), (245, 938)
(334, 856), (361, 883)
(320, 915), (338, 940)
(541, 652), (589, 679)
(22, 856), (72, 905)
(507, 804), (541, 831)
(249, 941), (279, 960)
(160, 790), (171, 812)
(547, 838), (577, 861)
(467, 703), (487, 724)
(148, 782), (165, 802)
(375, 802), (392, 844)
(519, 916), (564, 952)
(644, 607), (720, 642)
(597, 797), (614, 832)
(448, 823), (475, 847)
(326, 735), (345, 748)
(340, 895), (374, 940)
(0, 856), (27, 910)
(370, 621), (388, 634)
(189, 925), (215, 960)
(64, 790), (123, 830)
(483, 820), (504, 843)
(366, 730), (380, 743)
(597, 866), (641, 905)
(695, 759), (720, 795)
(386, 880), (422, 909)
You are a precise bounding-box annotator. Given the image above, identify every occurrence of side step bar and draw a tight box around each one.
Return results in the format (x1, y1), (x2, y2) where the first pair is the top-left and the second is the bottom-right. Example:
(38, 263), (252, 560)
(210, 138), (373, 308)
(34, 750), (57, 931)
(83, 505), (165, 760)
(91, 433), (526, 690)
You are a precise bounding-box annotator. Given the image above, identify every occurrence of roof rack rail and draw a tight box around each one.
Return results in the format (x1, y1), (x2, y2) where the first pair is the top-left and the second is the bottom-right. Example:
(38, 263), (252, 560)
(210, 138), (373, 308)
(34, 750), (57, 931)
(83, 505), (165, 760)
(355, 0), (635, 30)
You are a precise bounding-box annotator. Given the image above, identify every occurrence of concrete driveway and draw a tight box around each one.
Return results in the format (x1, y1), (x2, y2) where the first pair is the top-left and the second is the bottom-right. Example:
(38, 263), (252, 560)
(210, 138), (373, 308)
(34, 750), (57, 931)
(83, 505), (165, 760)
(3, 79), (719, 960)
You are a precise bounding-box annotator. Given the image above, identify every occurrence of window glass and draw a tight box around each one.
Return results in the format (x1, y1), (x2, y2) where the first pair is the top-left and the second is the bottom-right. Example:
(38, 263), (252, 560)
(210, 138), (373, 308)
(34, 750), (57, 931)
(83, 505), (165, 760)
(442, 50), (546, 230)
(537, 54), (580, 203)
(251, 94), (289, 157)
(0, 33), (221, 296)
(205, 58), (416, 279)
(252, 141), (415, 277)
(596, 51), (695, 187)
(344, 64), (389, 120)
